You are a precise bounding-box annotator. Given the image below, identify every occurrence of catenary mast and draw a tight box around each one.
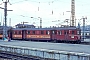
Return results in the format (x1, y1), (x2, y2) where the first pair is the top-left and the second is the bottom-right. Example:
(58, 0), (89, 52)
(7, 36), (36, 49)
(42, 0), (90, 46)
(0, 0), (12, 39)
(70, 0), (76, 26)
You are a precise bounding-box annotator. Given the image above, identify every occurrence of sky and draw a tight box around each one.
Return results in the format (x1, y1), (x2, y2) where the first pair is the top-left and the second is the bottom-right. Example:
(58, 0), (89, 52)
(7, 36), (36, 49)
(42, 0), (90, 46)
(0, 0), (90, 27)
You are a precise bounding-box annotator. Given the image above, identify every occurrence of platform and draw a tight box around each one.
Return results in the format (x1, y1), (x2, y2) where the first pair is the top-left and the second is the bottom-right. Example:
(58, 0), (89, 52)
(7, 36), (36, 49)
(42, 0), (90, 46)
(0, 39), (90, 54)
(0, 40), (90, 60)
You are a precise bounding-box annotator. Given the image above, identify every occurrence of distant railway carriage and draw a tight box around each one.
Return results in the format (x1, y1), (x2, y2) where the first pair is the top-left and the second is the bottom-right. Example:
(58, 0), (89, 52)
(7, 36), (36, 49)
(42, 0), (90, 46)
(12, 29), (22, 39)
(0, 26), (12, 39)
(0, 28), (12, 39)
(11, 27), (81, 43)
(0, 30), (3, 39)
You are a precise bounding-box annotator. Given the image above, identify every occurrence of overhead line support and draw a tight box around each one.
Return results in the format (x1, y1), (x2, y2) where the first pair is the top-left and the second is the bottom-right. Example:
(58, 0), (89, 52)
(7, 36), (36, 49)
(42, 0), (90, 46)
(0, 0), (13, 39)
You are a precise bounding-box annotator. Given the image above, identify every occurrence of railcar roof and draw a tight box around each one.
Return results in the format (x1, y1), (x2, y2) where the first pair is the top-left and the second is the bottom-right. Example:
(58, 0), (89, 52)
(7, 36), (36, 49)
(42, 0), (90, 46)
(12, 27), (80, 30)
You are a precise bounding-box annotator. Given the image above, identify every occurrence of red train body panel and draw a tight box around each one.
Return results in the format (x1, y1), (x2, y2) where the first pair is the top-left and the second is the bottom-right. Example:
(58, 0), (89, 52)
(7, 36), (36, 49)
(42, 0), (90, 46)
(11, 27), (81, 43)
(0, 26), (81, 43)
(12, 30), (22, 39)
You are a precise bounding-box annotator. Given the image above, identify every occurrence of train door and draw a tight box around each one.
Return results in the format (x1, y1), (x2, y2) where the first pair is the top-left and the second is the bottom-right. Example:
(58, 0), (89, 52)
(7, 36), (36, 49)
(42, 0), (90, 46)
(8, 29), (12, 40)
(9, 31), (12, 40)
(64, 30), (69, 40)
(22, 30), (27, 40)
(51, 30), (57, 41)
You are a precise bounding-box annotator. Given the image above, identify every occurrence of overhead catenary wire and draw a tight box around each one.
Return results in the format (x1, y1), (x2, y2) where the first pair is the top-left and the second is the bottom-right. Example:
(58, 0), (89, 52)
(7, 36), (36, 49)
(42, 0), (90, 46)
(10, 0), (28, 4)
(9, 0), (90, 15)
(0, 0), (90, 27)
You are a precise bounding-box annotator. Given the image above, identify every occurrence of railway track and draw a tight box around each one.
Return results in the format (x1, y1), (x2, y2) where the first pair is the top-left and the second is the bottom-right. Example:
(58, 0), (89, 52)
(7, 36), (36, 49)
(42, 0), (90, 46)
(63, 41), (90, 45)
(50, 40), (90, 45)
(1, 39), (90, 45)
(80, 41), (90, 45)
(22, 40), (90, 45)
(65, 41), (90, 45)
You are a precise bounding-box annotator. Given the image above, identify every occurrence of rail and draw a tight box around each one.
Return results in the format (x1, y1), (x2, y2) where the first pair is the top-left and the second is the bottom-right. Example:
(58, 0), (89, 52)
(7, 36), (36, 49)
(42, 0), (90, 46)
(0, 44), (90, 60)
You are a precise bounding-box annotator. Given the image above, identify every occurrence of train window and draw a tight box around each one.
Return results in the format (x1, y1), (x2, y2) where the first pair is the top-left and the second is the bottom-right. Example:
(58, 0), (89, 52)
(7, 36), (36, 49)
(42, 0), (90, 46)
(46, 31), (50, 35)
(85, 33), (87, 36)
(46, 31), (48, 35)
(52, 30), (55, 34)
(27, 31), (30, 34)
(18, 31), (21, 34)
(52, 31), (55, 34)
(13, 31), (17, 34)
(32, 31), (35, 34)
(72, 31), (75, 34)
(64, 31), (66, 34)
(52, 31), (54, 34)
(55, 31), (57, 34)
(52, 30), (57, 34)
(58, 31), (62, 35)
(41, 31), (44, 34)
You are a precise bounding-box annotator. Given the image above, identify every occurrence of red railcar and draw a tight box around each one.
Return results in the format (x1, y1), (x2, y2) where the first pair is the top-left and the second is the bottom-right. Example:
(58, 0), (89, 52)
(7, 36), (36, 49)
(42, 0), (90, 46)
(52, 27), (81, 43)
(0, 30), (3, 39)
(12, 28), (52, 41)
(11, 27), (81, 43)
(12, 29), (22, 40)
